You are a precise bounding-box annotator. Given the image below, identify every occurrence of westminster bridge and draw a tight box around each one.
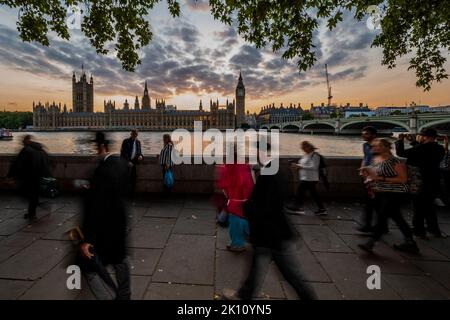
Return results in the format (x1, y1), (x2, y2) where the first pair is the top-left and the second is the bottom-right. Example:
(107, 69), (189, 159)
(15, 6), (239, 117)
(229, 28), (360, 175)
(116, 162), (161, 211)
(260, 113), (450, 135)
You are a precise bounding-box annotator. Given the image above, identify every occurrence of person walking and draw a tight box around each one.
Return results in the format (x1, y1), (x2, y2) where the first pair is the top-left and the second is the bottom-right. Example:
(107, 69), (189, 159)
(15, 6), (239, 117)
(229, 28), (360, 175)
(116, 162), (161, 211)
(359, 138), (419, 254)
(395, 128), (446, 238)
(79, 132), (131, 300)
(216, 161), (254, 252)
(222, 145), (317, 300)
(120, 129), (143, 196)
(357, 126), (380, 232)
(159, 133), (174, 193)
(289, 141), (327, 215)
(8, 135), (50, 220)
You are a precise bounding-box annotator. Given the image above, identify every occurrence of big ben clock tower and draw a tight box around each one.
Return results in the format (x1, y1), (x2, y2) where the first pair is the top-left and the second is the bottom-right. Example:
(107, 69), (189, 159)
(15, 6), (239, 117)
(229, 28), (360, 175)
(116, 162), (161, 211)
(235, 71), (246, 128)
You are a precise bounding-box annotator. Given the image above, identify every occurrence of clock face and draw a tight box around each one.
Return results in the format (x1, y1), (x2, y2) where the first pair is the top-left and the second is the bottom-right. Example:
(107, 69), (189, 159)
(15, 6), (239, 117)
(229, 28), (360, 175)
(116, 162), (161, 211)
(237, 89), (244, 96)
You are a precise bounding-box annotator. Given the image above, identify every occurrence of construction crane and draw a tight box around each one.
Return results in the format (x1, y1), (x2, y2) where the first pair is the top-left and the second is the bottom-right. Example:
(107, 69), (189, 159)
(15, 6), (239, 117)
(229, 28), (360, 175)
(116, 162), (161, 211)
(325, 64), (333, 107)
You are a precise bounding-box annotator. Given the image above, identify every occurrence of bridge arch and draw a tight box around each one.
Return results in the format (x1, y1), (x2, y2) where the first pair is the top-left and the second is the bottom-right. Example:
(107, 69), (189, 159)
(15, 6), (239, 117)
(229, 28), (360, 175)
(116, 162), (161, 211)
(282, 123), (301, 132)
(419, 119), (450, 132)
(340, 120), (410, 134)
(302, 122), (336, 134)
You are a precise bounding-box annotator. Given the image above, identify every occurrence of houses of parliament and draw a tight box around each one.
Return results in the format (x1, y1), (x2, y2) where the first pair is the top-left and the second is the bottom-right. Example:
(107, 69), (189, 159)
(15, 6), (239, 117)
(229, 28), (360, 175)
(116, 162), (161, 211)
(32, 67), (246, 130)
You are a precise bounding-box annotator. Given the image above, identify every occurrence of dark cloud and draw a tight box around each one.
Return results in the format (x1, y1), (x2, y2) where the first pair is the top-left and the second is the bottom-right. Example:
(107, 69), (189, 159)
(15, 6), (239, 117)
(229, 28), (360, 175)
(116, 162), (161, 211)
(185, 0), (210, 11)
(229, 45), (263, 68)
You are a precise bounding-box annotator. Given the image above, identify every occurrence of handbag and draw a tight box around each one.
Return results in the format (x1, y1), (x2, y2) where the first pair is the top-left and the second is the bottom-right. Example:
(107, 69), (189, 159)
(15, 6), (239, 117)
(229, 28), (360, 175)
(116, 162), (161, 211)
(406, 165), (423, 194)
(164, 169), (174, 189)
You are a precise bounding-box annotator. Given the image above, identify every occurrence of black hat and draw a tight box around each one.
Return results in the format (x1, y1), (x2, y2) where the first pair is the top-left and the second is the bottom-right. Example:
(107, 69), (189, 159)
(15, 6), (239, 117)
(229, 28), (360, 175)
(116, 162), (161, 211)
(419, 128), (438, 138)
(92, 131), (109, 145)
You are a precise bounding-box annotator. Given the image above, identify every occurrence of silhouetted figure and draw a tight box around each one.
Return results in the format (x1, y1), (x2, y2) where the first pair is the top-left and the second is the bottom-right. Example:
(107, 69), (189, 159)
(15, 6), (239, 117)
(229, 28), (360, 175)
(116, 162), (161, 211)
(222, 144), (317, 300)
(120, 129), (143, 196)
(8, 135), (50, 220)
(159, 133), (174, 193)
(395, 128), (446, 238)
(79, 132), (131, 300)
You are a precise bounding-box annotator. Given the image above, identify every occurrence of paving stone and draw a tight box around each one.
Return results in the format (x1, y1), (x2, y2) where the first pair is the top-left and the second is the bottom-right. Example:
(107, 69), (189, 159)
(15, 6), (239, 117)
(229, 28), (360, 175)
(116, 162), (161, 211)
(0, 232), (40, 263)
(282, 281), (344, 300)
(294, 239), (332, 282)
(327, 220), (363, 235)
(214, 249), (286, 299)
(131, 275), (152, 300)
(144, 282), (214, 300)
(413, 261), (450, 291)
(296, 225), (353, 253)
(315, 252), (401, 300)
(340, 234), (424, 275)
(19, 254), (80, 300)
(153, 234), (215, 285)
(216, 225), (229, 250)
(22, 213), (75, 234)
(128, 217), (175, 249)
(0, 279), (34, 299)
(0, 239), (71, 280)
(286, 213), (324, 225)
(128, 248), (162, 276)
(0, 218), (31, 236)
(184, 197), (215, 210)
(144, 203), (183, 218)
(0, 208), (27, 220)
(172, 208), (216, 236)
(383, 274), (450, 300)
(42, 216), (81, 241)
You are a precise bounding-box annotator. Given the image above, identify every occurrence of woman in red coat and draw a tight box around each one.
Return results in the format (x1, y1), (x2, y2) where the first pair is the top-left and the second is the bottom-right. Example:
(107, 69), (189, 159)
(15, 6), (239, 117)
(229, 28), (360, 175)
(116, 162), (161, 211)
(216, 163), (254, 252)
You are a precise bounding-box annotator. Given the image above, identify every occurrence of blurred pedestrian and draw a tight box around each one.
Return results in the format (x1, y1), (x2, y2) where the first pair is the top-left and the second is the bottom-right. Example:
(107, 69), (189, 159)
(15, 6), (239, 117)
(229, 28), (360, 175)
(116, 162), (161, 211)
(395, 128), (446, 238)
(8, 135), (50, 220)
(438, 135), (450, 208)
(289, 141), (327, 215)
(79, 132), (131, 300)
(359, 138), (419, 254)
(159, 133), (174, 193)
(357, 126), (382, 232)
(222, 143), (317, 300)
(216, 158), (254, 252)
(120, 129), (143, 196)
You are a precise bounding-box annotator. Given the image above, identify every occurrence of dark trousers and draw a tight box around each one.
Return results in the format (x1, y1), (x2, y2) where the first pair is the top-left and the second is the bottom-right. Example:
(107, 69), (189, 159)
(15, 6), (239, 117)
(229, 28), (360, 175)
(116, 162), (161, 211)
(360, 183), (374, 228)
(128, 164), (137, 196)
(412, 189), (441, 235)
(238, 243), (317, 300)
(297, 181), (324, 210)
(84, 255), (131, 300)
(372, 192), (413, 241)
(20, 181), (40, 217)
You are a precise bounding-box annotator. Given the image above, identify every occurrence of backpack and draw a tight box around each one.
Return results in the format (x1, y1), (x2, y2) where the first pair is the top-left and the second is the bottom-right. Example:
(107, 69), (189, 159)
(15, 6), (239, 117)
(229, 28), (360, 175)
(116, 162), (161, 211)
(406, 164), (423, 195)
(314, 152), (330, 191)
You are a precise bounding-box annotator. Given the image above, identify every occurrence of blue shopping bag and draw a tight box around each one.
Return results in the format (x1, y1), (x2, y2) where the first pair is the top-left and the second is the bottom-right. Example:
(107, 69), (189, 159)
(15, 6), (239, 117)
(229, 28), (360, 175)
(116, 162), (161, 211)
(164, 169), (174, 189)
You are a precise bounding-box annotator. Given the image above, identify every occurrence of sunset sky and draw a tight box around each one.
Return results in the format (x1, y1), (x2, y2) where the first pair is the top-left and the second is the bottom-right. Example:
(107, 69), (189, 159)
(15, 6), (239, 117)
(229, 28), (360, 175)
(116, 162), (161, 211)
(0, 0), (449, 113)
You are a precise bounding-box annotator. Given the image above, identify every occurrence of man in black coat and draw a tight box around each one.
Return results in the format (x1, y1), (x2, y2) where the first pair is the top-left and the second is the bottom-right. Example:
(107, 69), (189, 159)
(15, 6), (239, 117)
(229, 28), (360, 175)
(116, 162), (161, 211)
(80, 132), (131, 300)
(120, 129), (143, 195)
(222, 150), (317, 300)
(8, 135), (50, 220)
(395, 128), (446, 238)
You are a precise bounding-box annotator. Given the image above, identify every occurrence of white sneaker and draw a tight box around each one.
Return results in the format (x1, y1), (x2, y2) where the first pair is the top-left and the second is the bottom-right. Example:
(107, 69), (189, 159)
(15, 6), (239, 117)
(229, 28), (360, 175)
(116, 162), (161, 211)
(222, 288), (241, 300)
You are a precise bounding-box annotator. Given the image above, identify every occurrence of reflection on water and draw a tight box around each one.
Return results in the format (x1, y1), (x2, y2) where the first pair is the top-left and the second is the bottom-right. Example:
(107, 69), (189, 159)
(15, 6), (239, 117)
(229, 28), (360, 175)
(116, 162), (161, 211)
(0, 131), (367, 157)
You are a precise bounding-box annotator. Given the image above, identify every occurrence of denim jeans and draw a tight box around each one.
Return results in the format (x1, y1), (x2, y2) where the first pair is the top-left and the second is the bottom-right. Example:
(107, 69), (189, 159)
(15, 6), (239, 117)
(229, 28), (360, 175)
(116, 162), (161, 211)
(238, 242), (317, 300)
(228, 214), (249, 247)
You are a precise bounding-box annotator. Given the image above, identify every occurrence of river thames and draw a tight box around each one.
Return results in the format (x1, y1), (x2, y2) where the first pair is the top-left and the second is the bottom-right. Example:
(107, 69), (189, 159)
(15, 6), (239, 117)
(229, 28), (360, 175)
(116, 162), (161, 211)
(0, 131), (371, 156)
